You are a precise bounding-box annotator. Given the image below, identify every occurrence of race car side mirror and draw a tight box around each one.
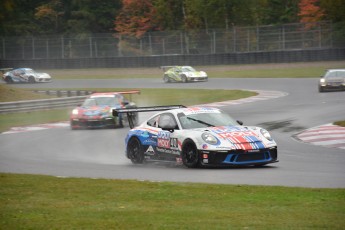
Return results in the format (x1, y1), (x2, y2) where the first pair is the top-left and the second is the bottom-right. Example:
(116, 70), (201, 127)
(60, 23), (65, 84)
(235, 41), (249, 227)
(237, 120), (243, 125)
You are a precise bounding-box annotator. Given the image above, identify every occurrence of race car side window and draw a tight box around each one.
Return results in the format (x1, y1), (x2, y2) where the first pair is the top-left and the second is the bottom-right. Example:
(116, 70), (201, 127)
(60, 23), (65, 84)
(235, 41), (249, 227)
(158, 113), (179, 130)
(147, 115), (159, 127)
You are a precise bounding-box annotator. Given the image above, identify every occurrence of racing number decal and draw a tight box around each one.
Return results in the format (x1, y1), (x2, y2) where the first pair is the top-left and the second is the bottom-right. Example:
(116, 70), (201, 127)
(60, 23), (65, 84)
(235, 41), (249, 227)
(170, 138), (178, 150)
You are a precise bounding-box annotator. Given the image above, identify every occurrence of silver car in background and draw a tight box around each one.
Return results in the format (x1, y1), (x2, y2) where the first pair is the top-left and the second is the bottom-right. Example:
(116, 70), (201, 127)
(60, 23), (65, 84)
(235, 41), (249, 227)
(2, 68), (52, 83)
(318, 69), (345, 92)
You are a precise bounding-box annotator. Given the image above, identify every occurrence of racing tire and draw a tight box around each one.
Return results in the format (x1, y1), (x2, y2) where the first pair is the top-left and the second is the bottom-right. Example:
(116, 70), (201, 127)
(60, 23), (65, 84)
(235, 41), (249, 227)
(28, 76), (35, 83)
(163, 75), (170, 83)
(127, 137), (144, 164)
(5, 77), (13, 84)
(181, 140), (200, 168)
(181, 75), (187, 83)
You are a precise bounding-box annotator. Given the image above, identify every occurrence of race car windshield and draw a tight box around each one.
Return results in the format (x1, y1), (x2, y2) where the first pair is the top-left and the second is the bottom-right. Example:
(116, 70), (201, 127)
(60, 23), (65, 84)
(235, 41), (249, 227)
(181, 66), (196, 72)
(178, 112), (238, 129)
(24, 69), (36, 74)
(83, 97), (121, 106)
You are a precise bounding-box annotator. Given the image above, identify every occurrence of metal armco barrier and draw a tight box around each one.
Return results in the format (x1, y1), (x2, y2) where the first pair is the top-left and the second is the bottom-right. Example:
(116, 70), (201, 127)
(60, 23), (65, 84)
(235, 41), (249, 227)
(0, 96), (87, 114)
(34, 90), (94, 97)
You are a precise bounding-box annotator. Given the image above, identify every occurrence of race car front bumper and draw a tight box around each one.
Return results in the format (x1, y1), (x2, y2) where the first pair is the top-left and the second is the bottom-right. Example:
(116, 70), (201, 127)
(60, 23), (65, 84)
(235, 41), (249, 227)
(187, 77), (208, 82)
(199, 147), (278, 166)
(70, 117), (116, 129)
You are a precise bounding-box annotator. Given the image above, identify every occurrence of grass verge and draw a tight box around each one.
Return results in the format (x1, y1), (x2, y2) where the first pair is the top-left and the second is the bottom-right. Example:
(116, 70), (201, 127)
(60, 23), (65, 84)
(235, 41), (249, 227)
(0, 173), (344, 229)
(334, 120), (345, 127)
(0, 87), (256, 133)
(45, 61), (345, 79)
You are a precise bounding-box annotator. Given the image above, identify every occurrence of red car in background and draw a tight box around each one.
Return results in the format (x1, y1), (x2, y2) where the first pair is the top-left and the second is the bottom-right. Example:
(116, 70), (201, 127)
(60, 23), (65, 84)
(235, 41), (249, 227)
(70, 91), (139, 130)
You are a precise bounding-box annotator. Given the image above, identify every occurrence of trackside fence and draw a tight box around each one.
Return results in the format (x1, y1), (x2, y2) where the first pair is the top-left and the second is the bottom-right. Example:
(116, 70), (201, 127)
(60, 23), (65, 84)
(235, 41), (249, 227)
(1, 21), (341, 60)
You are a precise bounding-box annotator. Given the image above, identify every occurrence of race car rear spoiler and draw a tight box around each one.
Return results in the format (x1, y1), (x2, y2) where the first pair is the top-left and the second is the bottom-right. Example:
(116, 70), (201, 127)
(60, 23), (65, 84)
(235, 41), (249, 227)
(0, 68), (13, 74)
(113, 105), (186, 128)
(159, 66), (177, 71)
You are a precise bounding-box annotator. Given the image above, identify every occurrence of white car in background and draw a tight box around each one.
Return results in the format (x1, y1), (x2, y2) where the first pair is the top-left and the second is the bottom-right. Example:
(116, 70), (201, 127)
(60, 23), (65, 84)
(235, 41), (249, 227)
(318, 69), (345, 92)
(2, 68), (52, 83)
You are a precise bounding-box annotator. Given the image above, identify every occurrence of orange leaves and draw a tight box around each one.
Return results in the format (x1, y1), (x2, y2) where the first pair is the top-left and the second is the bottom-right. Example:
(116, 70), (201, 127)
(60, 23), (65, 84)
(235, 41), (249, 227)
(114, 0), (160, 38)
(298, 0), (324, 28)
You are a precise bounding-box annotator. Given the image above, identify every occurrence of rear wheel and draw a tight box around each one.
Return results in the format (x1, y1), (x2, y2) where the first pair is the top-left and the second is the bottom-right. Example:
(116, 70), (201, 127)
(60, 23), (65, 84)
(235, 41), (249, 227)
(181, 141), (199, 168)
(5, 76), (13, 83)
(127, 137), (144, 164)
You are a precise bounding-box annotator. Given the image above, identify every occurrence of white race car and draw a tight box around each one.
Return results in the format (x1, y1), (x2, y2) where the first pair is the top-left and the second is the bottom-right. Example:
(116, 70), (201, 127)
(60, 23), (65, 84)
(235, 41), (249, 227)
(2, 68), (52, 83)
(161, 66), (208, 83)
(114, 106), (278, 168)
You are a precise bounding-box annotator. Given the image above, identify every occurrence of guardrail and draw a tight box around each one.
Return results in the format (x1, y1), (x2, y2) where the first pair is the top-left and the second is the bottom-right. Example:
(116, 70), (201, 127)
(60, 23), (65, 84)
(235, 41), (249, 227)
(34, 90), (94, 97)
(0, 96), (87, 114)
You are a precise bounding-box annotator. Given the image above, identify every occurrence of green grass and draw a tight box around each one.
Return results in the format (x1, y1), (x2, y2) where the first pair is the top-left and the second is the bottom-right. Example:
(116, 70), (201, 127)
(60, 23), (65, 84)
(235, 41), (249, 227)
(334, 120), (345, 127)
(45, 61), (345, 79)
(0, 87), (256, 133)
(0, 84), (54, 102)
(0, 173), (344, 229)
(209, 67), (324, 78)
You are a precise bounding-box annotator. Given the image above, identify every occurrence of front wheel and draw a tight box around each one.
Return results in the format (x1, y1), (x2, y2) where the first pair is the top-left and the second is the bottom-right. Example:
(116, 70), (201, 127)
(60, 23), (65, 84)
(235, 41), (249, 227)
(163, 75), (170, 83)
(127, 137), (144, 164)
(28, 76), (35, 83)
(181, 75), (187, 83)
(181, 141), (199, 168)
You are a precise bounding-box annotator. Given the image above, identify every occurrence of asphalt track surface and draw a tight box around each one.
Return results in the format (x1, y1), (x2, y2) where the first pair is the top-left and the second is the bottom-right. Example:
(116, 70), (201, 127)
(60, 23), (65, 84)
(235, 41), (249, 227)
(1, 78), (345, 188)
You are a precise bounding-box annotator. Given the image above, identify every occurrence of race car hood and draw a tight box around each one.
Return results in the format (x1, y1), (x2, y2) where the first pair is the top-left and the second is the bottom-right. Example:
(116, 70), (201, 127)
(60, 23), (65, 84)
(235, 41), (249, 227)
(192, 125), (275, 150)
(184, 71), (207, 77)
(35, 72), (51, 79)
(76, 105), (119, 117)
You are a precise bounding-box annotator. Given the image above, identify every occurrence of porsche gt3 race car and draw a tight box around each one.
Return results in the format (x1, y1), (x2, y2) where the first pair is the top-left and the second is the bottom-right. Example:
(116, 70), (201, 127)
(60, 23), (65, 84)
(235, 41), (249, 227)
(161, 66), (208, 83)
(2, 68), (52, 83)
(318, 69), (345, 92)
(70, 91), (139, 130)
(114, 106), (278, 168)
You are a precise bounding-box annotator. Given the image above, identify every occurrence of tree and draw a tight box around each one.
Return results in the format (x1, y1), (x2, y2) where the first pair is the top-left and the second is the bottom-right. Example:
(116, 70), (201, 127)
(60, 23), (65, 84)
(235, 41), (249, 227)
(262, 0), (299, 25)
(114, 0), (160, 38)
(34, 0), (64, 34)
(298, 0), (324, 27)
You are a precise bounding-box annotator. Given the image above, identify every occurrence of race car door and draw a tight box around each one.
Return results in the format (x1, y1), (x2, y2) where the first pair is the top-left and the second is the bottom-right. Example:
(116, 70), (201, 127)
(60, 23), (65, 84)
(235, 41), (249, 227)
(145, 112), (181, 162)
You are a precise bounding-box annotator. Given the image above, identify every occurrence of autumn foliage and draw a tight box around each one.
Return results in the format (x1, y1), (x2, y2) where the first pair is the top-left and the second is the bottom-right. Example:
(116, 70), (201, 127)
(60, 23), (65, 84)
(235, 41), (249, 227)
(114, 0), (160, 38)
(298, 0), (324, 28)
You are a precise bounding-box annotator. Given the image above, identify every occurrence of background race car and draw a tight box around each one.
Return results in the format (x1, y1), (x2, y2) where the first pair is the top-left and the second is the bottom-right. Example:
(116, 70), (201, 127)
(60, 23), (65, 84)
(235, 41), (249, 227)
(161, 66), (208, 83)
(70, 91), (139, 130)
(114, 106), (278, 168)
(318, 69), (345, 92)
(2, 68), (52, 83)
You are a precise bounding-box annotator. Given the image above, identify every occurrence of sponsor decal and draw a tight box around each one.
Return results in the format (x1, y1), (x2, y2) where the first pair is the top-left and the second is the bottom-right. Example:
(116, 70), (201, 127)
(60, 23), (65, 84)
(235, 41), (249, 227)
(202, 144), (208, 149)
(145, 146), (155, 155)
(157, 131), (171, 148)
(156, 147), (180, 155)
(183, 107), (220, 115)
(141, 131), (150, 138)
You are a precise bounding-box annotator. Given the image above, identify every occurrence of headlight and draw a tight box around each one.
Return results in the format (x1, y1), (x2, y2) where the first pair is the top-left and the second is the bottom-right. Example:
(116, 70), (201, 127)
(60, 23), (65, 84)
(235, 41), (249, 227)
(320, 78), (326, 83)
(202, 133), (218, 145)
(72, 109), (79, 115)
(260, 129), (273, 141)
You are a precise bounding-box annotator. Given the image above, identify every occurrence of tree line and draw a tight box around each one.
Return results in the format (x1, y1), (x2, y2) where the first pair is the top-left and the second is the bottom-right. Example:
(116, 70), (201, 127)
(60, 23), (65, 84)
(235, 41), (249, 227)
(1, 0), (344, 37)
